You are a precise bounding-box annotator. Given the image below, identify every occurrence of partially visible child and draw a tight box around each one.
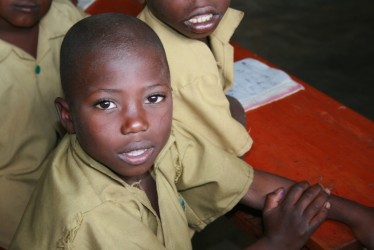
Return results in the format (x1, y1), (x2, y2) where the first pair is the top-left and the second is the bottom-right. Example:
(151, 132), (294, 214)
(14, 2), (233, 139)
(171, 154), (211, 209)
(138, 0), (252, 157)
(0, 0), (86, 247)
(10, 14), (374, 249)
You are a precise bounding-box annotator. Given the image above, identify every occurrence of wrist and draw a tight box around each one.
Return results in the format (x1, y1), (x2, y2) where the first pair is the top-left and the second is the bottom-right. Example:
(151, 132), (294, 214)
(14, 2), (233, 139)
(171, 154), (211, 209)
(328, 195), (359, 226)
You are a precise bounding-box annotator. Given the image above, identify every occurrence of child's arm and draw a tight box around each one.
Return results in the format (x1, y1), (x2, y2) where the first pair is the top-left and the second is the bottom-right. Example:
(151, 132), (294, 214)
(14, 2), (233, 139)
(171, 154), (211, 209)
(325, 195), (374, 248)
(240, 170), (374, 249)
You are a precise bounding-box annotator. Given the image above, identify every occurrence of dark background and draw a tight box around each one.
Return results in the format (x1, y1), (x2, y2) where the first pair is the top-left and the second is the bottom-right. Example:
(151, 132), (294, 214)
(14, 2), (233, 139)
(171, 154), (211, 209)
(231, 0), (374, 121)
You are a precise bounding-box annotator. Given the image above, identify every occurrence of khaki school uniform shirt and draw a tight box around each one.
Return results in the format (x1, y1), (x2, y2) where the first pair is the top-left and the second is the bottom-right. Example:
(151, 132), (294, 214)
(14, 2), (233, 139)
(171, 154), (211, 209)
(10, 128), (253, 249)
(138, 7), (253, 157)
(0, 0), (86, 247)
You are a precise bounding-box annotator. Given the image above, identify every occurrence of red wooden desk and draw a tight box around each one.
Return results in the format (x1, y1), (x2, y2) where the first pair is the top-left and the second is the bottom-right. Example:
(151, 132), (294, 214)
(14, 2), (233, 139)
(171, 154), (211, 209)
(87, 1), (374, 249)
(233, 46), (374, 250)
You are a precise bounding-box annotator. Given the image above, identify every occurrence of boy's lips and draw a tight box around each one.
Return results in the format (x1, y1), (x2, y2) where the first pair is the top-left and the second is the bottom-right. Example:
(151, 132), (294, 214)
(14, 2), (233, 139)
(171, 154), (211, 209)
(188, 13), (214, 24)
(184, 13), (221, 34)
(13, 3), (39, 13)
(118, 146), (154, 166)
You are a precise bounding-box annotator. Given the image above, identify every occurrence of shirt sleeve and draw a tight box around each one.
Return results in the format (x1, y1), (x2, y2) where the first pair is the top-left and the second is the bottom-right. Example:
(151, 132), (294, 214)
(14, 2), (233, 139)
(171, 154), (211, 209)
(173, 127), (254, 231)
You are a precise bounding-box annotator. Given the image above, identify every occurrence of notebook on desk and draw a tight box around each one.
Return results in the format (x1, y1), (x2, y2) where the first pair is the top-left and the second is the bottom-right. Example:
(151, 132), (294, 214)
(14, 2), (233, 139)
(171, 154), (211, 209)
(227, 58), (304, 111)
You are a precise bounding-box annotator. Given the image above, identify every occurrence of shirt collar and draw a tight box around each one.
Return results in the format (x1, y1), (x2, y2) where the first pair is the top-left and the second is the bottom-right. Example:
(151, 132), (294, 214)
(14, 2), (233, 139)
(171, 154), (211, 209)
(39, 1), (77, 40)
(0, 41), (13, 62)
(211, 8), (244, 44)
(69, 133), (176, 185)
(70, 135), (125, 184)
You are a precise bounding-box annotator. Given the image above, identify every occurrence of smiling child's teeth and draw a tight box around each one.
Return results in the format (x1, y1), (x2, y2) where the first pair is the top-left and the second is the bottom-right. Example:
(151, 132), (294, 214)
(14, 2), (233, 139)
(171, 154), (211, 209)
(189, 14), (213, 24)
(127, 149), (146, 157)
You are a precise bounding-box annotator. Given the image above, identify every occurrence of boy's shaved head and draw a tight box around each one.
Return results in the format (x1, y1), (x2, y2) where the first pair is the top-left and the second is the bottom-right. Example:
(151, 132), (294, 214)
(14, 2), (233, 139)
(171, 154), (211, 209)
(60, 13), (168, 99)
(56, 13), (172, 182)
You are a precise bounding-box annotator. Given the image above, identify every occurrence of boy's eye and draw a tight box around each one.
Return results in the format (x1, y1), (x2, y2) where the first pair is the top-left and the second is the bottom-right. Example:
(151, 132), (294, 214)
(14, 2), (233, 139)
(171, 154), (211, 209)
(145, 94), (165, 104)
(95, 100), (117, 110)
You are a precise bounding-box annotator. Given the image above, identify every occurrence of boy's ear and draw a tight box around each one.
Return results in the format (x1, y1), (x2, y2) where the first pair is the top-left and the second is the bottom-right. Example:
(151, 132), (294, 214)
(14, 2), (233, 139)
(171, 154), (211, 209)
(55, 97), (75, 134)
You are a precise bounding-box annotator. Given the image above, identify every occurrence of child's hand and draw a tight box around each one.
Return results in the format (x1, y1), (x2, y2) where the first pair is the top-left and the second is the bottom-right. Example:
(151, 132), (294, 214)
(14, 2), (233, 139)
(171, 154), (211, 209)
(348, 205), (374, 249)
(261, 182), (330, 250)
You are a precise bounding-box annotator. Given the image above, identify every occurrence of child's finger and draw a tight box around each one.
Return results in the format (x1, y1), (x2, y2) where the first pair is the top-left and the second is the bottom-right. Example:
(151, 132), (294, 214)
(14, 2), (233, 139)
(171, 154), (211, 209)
(295, 184), (328, 216)
(282, 181), (310, 209)
(303, 186), (330, 220)
(263, 187), (285, 215)
(308, 202), (331, 232)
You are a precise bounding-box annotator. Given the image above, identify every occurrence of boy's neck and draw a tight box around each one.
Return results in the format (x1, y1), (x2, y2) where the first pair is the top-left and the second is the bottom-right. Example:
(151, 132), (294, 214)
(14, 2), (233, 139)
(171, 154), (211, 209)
(0, 24), (39, 58)
(123, 172), (160, 217)
(198, 36), (211, 47)
(139, 173), (160, 217)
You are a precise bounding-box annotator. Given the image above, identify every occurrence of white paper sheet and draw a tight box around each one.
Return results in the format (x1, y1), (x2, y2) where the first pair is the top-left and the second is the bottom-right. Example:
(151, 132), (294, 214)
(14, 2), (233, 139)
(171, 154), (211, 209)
(227, 58), (304, 111)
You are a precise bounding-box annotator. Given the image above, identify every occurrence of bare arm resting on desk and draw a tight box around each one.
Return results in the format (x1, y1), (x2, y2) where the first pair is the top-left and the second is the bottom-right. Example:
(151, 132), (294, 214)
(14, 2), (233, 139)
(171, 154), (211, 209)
(240, 170), (374, 249)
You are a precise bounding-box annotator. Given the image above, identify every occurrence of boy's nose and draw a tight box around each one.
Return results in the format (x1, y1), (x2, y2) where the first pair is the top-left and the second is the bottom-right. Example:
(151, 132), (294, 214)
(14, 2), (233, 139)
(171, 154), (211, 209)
(120, 106), (149, 134)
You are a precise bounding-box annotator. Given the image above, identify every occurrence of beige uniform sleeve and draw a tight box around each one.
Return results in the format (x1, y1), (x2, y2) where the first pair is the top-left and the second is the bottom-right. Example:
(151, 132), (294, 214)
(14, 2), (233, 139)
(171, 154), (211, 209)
(173, 127), (254, 231)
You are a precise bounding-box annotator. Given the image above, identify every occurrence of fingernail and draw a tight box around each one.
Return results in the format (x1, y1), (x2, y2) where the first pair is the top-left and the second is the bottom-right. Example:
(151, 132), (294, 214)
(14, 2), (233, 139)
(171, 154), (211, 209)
(324, 188), (331, 195)
(325, 202), (331, 209)
(276, 187), (285, 197)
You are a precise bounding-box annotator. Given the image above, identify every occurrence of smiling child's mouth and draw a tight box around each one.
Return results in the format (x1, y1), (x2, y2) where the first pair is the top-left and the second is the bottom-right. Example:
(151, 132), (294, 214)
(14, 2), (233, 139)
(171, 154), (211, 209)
(119, 147), (154, 166)
(14, 3), (39, 13)
(188, 14), (214, 24)
(184, 13), (220, 34)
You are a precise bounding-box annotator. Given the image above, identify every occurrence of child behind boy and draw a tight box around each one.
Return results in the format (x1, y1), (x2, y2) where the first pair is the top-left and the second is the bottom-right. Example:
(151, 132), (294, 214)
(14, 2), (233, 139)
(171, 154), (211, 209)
(0, 0), (85, 247)
(138, 0), (252, 158)
(10, 13), (374, 249)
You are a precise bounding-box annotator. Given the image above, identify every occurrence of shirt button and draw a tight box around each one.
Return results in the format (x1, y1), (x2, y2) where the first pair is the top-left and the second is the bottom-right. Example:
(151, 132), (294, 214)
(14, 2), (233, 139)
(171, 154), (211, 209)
(35, 65), (41, 74)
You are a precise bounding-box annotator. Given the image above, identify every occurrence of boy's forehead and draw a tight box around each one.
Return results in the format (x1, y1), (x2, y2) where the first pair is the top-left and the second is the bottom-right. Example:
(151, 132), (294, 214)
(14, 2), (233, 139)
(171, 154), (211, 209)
(77, 46), (169, 82)
(91, 44), (165, 65)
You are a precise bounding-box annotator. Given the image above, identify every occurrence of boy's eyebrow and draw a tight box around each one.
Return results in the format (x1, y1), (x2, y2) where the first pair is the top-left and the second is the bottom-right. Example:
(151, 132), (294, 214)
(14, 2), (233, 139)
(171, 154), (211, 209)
(91, 83), (169, 93)
(91, 88), (121, 93)
(144, 83), (170, 90)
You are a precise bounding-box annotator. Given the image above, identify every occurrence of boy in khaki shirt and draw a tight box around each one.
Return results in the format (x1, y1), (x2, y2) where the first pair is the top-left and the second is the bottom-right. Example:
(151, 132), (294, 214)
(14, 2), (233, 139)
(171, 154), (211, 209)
(138, 0), (252, 157)
(0, 0), (85, 247)
(11, 13), (374, 250)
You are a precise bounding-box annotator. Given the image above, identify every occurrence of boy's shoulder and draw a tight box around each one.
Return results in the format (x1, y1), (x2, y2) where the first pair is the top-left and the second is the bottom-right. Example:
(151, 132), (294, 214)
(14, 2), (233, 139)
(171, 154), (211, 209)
(11, 144), (145, 250)
(159, 126), (244, 171)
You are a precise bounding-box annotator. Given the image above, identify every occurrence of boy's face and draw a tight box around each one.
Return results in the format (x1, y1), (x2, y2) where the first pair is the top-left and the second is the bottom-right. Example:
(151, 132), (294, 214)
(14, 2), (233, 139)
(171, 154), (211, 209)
(0, 0), (52, 28)
(58, 47), (172, 184)
(146, 0), (230, 40)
